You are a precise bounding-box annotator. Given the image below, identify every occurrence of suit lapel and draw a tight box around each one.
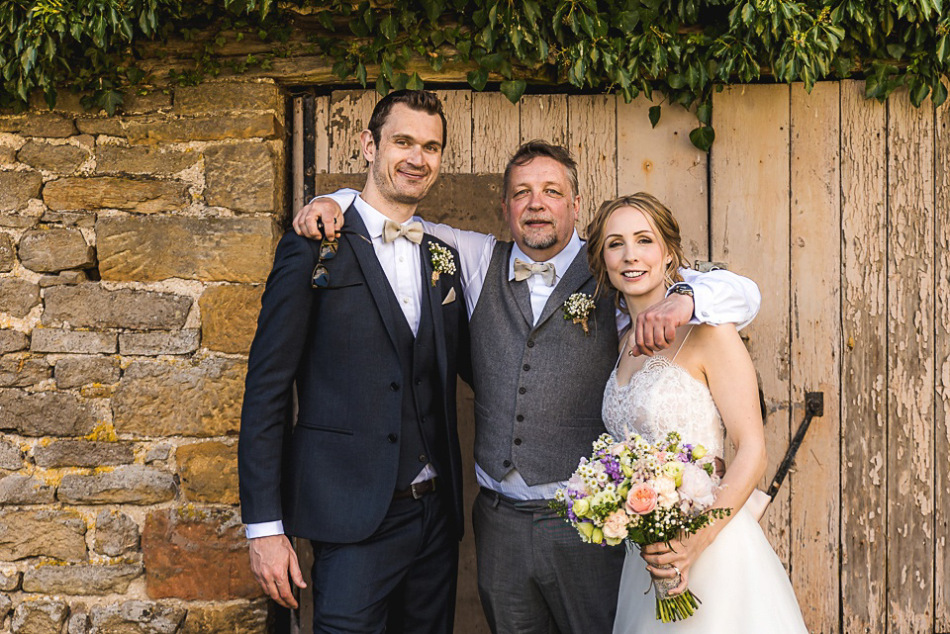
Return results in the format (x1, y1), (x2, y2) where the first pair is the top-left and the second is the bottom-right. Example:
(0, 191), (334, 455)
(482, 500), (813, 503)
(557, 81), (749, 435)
(341, 206), (399, 350)
(421, 236), (449, 386)
(502, 243), (534, 326)
(535, 244), (594, 327)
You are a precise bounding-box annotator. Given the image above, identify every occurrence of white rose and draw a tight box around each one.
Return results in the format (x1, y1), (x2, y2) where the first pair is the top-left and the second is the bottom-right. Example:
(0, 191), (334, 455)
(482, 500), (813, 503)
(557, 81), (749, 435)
(654, 476), (679, 509)
(679, 463), (717, 510)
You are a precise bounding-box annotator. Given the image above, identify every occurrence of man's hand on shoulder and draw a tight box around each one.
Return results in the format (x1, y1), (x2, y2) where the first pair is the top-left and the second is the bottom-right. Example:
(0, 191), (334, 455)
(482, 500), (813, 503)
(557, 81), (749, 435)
(248, 534), (307, 609)
(630, 293), (694, 357)
(294, 197), (344, 241)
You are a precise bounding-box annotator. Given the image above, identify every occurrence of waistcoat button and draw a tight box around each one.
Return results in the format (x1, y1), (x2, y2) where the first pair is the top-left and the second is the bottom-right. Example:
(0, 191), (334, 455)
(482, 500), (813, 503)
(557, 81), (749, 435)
(526, 340), (535, 348)
(388, 434), (398, 443)
(518, 387), (526, 394)
(516, 414), (524, 422)
(390, 382), (400, 391)
(514, 438), (522, 446)
(523, 364), (530, 371)
(503, 460), (511, 468)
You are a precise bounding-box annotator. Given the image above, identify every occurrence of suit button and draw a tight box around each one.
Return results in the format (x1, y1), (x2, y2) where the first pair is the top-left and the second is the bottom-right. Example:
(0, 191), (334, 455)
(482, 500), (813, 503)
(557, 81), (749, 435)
(526, 340), (535, 348)
(516, 414), (524, 422)
(415, 379), (422, 386)
(523, 364), (530, 371)
(518, 387), (526, 394)
(390, 382), (400, 391)
(514, 438), (522, 446)
(388, 434), (398, 443)
(419, 454), (427, 462)
(503, 460), (511, 468)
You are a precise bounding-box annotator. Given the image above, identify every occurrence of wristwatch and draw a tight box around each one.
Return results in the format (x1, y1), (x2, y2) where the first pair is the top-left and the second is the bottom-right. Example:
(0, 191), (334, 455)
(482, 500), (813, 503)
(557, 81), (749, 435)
(669, 283), (694, 299)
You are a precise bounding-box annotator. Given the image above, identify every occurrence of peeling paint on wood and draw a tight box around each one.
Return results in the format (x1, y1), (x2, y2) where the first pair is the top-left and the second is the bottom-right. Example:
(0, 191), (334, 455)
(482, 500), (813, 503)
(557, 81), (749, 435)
(788, 81), (841, 633)
(840, 79), (889, 634)
(711, 83), (792, 566)
(568, 94), (617, 232)
(887, 88), (935, 634)
(616, 96), (708, 262)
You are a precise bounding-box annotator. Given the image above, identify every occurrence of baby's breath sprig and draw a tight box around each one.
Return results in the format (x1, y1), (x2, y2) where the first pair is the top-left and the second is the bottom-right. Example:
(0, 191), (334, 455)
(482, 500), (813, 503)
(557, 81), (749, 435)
(563, 292), (596, 335)
(428, 243), (457, 286)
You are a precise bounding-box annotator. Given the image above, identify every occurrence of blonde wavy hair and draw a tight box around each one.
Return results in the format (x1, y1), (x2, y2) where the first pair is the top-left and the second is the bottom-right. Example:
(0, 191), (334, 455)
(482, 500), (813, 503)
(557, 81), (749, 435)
(585, 193), (688, 310)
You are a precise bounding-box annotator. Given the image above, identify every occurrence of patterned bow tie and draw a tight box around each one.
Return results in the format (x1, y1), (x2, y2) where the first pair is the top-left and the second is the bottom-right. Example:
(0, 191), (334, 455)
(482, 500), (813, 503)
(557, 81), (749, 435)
(513, 258), (556, 286)
(382, 220), (424, 244)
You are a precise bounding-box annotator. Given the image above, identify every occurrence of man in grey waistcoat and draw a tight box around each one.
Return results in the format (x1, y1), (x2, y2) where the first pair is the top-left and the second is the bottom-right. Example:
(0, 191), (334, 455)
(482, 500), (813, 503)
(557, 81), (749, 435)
(298, 140), (760, 632)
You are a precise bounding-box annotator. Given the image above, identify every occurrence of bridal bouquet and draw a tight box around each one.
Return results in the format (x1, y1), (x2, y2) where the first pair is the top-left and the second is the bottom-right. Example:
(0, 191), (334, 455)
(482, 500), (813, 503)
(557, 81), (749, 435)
(551, 431), (731, 622)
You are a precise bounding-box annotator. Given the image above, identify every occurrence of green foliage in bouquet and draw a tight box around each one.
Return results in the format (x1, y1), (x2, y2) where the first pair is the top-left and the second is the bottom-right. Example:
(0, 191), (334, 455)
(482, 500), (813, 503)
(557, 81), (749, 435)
(2, 0), (947, 148)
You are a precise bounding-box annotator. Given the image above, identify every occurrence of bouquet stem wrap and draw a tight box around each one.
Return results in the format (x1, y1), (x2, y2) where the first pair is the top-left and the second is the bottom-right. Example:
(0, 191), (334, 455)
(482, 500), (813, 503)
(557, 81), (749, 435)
(650, 563), (701, 622)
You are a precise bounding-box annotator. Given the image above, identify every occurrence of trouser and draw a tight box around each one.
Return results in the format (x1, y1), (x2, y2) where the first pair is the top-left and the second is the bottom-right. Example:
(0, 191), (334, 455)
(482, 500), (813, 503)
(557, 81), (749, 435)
(473, 487), (625, 634)
(310, 491), (458, 634)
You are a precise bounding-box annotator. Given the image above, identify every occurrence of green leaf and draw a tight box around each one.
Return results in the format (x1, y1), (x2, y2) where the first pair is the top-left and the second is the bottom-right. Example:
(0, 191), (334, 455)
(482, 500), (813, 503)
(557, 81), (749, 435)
(406, 71), (424, 90)
(932, 81), (948, 107)
(375, 73), (390, 96)
(380, 14), (397, 41)
(99, 89), (123, 116)
(648, 104), (661, 128)
(696, 102), (712, 125)
(391, 72), (409, 91)
(689, 125), (715, 152)
(467, 67), (488, 91)
(909, 79), (929, 107)
(499, 79), (526, 103)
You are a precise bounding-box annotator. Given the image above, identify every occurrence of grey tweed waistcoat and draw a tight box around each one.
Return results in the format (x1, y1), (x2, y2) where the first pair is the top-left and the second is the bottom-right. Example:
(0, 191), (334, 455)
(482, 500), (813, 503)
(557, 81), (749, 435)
(470, 241), (620, 485)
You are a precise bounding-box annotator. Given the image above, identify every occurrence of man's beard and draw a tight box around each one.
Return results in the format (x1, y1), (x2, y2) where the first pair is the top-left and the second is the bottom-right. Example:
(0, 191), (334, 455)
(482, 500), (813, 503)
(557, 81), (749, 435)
(521, 226), (558, 251)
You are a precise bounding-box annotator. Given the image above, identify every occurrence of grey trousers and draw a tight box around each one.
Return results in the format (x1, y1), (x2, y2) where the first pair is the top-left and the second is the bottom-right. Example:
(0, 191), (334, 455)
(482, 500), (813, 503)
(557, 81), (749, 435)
(473, 488), (626, 634)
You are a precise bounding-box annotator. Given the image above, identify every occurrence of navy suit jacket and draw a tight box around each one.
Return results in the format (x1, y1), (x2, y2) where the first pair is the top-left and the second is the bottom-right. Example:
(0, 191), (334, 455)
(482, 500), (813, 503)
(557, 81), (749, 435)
(238, 207), (469, 543)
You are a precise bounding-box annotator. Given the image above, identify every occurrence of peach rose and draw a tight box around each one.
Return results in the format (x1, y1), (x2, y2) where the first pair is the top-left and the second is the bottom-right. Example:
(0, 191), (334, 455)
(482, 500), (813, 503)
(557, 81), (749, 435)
(603, 509), (629, 541)
(626, 482), (658, 515)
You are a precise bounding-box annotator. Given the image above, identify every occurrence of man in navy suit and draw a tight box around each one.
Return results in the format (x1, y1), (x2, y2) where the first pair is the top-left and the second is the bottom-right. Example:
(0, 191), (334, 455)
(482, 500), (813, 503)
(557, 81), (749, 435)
(238, 90), (469, 633)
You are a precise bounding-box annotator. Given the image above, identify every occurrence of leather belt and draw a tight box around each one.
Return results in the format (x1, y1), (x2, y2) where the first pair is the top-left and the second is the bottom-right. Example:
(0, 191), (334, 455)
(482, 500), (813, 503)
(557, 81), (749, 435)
(394, 477), (437, 500)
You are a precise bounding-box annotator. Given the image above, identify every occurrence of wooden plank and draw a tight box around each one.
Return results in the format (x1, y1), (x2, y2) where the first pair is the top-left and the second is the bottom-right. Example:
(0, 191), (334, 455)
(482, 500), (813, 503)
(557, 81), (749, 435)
(886, 89), (935, 634)
(936, 94), (950, 634)
(434, 90), (473, 174)
(567, 94), (617, 233)
(839, 79), (889, 634)
(616, 97), (708, 262)
(472, 92), (520, 173)
(520, 94), (568, 147)
(710, 83), (792, 566)
(314, 94), (330, 174)
(787, 81), (841, 633)
(292, 96), (304, 213)
(329, 90), (378, 174)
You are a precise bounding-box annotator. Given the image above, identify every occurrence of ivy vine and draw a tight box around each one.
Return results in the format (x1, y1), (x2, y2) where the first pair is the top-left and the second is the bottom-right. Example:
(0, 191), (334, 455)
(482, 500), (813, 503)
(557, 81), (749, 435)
(1, 0), (947, 150)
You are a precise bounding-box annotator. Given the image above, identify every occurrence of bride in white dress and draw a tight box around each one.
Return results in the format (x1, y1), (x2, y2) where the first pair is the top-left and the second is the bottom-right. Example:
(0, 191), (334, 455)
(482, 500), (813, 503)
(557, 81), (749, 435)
(584, 193), (808, 633)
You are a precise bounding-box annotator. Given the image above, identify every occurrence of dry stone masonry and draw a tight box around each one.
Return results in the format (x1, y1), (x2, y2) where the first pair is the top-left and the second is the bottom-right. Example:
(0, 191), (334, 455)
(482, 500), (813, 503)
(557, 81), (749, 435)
(0, 79), (283, 633)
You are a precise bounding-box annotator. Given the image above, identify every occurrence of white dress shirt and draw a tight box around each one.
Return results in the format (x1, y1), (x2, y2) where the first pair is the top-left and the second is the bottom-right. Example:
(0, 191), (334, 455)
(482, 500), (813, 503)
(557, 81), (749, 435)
(318, 189), (762, 500)
(245, 196), (435, 539)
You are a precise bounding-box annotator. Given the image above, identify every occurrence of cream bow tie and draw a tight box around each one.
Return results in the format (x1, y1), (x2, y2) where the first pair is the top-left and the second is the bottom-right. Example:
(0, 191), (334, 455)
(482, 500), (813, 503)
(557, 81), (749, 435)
(513, 258), (556, 286)
(382, 220), (424, 244)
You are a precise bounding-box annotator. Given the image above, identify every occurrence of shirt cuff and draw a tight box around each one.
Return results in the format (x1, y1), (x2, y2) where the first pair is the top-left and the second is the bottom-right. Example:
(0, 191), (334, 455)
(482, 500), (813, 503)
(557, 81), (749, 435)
(245, 520), (284, 539)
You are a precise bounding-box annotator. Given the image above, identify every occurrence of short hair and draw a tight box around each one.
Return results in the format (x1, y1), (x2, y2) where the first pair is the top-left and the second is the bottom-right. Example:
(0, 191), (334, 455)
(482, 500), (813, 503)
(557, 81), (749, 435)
(585, 193), (687, 307)
(502, 140), (579, 199)
(367, 90), (447, 149)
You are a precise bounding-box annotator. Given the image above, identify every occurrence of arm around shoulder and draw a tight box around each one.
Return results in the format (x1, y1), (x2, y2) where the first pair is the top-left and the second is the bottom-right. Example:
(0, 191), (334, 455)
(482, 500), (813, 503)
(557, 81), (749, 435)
(679, 267), (761, 330)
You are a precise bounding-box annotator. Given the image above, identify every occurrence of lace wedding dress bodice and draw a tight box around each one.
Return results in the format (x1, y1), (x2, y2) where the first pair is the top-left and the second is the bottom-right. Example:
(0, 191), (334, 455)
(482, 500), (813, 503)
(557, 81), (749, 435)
(602, 355), (725, 458)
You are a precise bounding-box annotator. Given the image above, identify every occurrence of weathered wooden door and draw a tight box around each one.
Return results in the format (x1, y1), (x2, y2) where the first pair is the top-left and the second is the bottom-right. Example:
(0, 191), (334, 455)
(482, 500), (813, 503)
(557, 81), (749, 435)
(290, 83), (949, 634)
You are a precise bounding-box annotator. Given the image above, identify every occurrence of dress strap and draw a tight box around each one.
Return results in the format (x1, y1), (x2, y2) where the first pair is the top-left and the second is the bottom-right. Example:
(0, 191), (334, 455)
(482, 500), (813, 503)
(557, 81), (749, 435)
(670, 326), (694, 363)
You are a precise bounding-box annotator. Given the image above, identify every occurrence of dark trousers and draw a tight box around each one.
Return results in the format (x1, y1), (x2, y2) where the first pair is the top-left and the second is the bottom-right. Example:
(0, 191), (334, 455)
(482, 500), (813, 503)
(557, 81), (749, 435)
(310, 492), (458, 634)
(473, 488), (625, 634)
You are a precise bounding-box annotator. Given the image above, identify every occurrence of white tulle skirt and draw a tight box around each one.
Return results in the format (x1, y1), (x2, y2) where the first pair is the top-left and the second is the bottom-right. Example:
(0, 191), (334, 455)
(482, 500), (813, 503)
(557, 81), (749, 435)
(612, 506), (808, 633)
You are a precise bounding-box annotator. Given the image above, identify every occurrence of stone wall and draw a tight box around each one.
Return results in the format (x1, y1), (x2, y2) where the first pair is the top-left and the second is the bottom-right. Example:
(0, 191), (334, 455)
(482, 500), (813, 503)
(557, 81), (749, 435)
(0, 80), (285, 633)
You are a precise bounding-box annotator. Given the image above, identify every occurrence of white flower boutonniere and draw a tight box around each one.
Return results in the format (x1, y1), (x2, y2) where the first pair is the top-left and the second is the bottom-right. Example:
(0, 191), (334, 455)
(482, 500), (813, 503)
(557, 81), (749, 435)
(563, 292), (596, 335)
(428, 243), (457, 286)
